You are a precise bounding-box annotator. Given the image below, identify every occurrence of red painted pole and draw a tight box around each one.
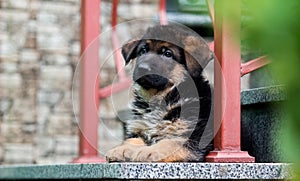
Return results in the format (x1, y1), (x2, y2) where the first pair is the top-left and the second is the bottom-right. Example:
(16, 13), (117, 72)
(73, 0), (105, 163)
(159, 0), (167, 25)
(206, 0), (254, 162)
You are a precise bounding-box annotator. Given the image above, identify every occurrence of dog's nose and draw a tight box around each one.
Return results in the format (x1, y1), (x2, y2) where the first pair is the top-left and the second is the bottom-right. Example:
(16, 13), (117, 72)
(133, 61), (170, 91)
(137, 62), (152, 72)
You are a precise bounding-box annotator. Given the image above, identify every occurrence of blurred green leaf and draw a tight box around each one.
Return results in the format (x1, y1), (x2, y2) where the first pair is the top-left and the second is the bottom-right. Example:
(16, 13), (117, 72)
(240, 0), (300, 178)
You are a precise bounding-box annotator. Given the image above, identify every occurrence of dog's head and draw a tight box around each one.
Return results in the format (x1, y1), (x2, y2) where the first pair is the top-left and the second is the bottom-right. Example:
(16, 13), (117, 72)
(122, 25), (213, 92)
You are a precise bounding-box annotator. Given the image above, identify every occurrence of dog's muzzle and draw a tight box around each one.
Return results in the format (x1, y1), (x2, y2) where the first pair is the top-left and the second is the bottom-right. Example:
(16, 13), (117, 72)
(133, 56), (171, 91)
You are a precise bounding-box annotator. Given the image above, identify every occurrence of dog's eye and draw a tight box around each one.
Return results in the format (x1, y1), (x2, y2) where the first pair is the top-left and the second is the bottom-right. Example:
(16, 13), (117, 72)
(139, 47), (148, 56)
(163, 49), (173, 58)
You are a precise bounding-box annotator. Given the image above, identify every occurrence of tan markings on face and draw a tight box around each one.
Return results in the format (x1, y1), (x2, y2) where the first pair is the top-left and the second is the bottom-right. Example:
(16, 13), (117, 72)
(146, 39), (152, 44)
(183, 35), (213, 72)
(183, 35), (204, 53)
(171, 48), (182, 60)
(169, 63), (187, 86)
(158, 42), (172, 48)
(147, 41), (179, 55)
(157, 43), (181, 57)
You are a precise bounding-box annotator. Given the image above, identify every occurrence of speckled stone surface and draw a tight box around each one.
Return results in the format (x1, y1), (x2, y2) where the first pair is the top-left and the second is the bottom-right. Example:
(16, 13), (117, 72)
(241, 85), (286, 105)
(0, 163), (292, 180)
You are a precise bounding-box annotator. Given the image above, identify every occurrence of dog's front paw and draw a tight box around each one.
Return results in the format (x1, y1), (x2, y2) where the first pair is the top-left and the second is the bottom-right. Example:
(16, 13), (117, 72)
(106, 138), (146, 162)
(106, 145), (135, 162)
(132, 139), (189, 162)
(132, 147), (168, 162)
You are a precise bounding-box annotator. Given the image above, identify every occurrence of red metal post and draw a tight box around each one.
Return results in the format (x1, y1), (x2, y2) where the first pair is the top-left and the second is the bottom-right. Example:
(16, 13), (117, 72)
(73, 0), (105, 163)
(159, 0), (168, 25)
(206, 0), (254, 162)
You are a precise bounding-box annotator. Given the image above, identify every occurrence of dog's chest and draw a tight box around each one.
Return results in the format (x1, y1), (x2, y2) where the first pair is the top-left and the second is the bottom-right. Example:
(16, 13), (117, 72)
(126, 96), (198, 145)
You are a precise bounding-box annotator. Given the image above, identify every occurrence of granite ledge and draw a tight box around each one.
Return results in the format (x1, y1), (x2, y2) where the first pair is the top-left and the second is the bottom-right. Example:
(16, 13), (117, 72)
(0, 163), (292, 180)
(241, 85), (286, 105)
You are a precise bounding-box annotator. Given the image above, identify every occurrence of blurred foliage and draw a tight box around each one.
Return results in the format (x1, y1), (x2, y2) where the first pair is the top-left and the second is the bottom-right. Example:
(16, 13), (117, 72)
(240, 0), (300, 178)
(241, 1), (265, 62)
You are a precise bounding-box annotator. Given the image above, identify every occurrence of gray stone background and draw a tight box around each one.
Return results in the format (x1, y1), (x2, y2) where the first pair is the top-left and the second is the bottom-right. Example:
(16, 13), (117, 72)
(0, 0), (159, 165)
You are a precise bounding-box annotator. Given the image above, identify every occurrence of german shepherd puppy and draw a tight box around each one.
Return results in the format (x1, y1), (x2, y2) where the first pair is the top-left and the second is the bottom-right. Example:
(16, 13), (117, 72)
(106, 25), (214, 162)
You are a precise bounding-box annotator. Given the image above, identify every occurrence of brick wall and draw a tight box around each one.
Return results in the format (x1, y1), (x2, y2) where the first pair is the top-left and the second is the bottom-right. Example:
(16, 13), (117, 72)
(0, 0), (158, 164)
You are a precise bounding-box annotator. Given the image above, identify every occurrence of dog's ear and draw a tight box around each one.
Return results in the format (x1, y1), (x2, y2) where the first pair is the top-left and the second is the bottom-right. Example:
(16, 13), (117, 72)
(122, 39), (140, 65)
(183, 36), (213, 77)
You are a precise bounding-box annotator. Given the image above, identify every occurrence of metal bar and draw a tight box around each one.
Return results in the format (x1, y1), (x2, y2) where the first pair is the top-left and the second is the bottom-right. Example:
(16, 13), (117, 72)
(241, 56), (270, 76)
(111, 0), (118, 31)
(73, 0), (105, 163)
(159, 0), (168, 25)
(206, 0), (254, 162)
(99, 78), (132, 98)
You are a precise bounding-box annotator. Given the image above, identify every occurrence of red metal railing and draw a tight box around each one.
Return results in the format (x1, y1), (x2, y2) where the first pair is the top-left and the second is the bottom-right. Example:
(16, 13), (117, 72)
(241, 56), (270, 76)
(75, 0), (269, 163)
(99, 0), (132, 99)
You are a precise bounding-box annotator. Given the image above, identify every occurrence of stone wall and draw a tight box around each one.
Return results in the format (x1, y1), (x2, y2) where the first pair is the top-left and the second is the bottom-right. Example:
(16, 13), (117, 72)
(0, 0), (159, 164)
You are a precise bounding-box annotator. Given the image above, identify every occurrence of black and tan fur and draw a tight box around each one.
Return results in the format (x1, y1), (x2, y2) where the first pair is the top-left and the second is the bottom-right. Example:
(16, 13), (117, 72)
(106, 25), (214, 162)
